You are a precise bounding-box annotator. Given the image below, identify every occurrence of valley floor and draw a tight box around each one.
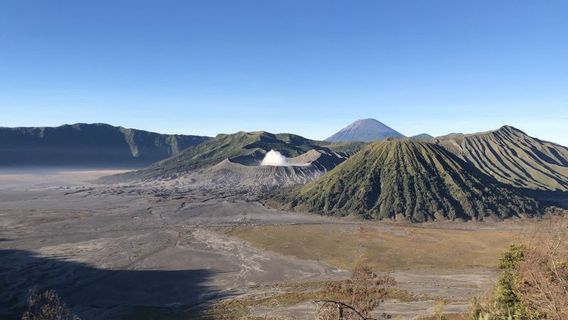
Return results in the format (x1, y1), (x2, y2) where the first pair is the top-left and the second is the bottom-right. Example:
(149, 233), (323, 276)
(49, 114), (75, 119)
(0, 169), (550, 320)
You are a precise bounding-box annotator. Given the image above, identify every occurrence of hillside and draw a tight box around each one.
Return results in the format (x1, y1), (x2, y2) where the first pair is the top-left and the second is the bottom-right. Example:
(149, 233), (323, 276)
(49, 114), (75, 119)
(325, 118), (405, 142)
(0, 123), (209, 167)
(411, 133), (434, 141)
(272, 139), (540, 221)
(436, 126), (568, 191)
(105, 131), (350, 184)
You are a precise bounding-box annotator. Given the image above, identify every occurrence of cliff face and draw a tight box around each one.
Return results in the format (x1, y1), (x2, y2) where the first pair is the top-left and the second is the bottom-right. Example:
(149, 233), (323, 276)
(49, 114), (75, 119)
(0, 123), (209, 167)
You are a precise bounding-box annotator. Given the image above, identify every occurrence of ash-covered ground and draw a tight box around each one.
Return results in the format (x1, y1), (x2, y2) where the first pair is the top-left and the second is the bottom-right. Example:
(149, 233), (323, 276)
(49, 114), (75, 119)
(0, 169), (505, 319)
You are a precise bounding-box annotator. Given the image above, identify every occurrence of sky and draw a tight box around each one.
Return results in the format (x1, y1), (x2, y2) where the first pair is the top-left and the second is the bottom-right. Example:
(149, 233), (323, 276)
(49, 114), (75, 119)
(0, 1), (567, 145)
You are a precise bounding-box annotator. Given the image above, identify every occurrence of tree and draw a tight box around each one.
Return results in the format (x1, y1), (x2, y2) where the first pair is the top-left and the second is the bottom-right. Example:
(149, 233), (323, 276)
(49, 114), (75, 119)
(315, 263), (395, 320)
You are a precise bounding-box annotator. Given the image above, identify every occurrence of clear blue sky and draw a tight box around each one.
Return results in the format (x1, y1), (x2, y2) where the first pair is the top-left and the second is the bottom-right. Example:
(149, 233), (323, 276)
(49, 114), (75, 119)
(1, 1), (567, 145)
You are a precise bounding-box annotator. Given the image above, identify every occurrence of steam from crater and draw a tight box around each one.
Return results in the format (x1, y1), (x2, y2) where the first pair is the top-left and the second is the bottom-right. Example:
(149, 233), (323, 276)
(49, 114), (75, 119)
(260, 150), (289, 166)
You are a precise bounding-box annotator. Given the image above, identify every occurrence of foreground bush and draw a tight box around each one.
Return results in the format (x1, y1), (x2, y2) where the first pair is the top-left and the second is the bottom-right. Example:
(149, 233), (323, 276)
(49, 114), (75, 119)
(315, 262), (395, 320)
(21, 289), (79, 320)
(517, 217), (568, 320)
(470, 217), (568, 320)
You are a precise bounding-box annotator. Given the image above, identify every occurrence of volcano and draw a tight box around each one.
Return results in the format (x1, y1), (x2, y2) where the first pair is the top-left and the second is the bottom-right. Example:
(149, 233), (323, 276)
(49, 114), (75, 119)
(325, 118), (404, 142)
(273, 139), (540, 221)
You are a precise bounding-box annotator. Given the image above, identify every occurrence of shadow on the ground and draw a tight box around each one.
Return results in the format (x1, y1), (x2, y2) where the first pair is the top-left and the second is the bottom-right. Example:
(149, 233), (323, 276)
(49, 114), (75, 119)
(0, 249), (224, 320)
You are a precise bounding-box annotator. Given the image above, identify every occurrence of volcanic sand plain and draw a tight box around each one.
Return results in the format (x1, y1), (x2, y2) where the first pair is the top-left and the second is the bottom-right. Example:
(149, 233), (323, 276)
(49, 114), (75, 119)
(0, 169), (541, 319)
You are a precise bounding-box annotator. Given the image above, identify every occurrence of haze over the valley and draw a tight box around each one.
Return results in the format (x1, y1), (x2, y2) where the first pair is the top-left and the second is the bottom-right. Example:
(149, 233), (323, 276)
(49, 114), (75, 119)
(2, 117), (567, 320)
(1, 1), (568, 320)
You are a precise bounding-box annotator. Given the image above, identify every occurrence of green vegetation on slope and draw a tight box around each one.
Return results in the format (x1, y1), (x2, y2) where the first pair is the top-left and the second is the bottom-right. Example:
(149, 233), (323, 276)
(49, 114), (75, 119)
(319, 140), (366, 154)
(437, 126), (568, 191)
(273, 139), (539, 221)
(111, 131), (348, 181)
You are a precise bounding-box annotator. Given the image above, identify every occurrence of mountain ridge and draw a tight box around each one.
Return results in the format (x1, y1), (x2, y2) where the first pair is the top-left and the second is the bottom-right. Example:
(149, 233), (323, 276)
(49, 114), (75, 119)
(103, 130), (353, 183)
(0, 123), (209, 167)
(411, 133), (434, 141)
(435, 125), (568, 191)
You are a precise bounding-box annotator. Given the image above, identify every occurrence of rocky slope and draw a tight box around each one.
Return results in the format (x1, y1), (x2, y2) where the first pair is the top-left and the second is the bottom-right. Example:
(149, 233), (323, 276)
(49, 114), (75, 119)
(189, 149), (346, 192)
(0, 123), (209, 167)
(325, 118), (405, 142)
(103, 131), (351, 190)
(272, 139), (540, 221)
(436, 126), (568, 191)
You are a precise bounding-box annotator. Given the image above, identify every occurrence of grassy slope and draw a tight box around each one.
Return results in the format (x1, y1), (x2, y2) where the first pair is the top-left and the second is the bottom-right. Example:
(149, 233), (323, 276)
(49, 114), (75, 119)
(109, 131), (360, 181)
(437, 126), (568, 191)
(273, 139), (539, 221)
(319, 140), (366, 154)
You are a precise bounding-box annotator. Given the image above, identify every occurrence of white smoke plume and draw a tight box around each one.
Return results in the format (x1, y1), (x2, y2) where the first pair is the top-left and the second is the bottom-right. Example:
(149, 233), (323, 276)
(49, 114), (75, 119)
(260, 150), (289, 166)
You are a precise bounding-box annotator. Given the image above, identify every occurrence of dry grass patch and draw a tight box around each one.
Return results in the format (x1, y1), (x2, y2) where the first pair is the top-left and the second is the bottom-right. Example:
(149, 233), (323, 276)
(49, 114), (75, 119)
(205, 279), (422, 320)
(229, 223), (527, 271)
(125, 279), (422, 320)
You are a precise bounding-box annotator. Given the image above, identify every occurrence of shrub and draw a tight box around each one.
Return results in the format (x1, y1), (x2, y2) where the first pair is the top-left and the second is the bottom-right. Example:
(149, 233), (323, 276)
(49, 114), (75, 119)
(21, 289), (79, 320)
(315, 262), (395, 319)
(470, 216), (568, 320)
(517, 217), (568, 320)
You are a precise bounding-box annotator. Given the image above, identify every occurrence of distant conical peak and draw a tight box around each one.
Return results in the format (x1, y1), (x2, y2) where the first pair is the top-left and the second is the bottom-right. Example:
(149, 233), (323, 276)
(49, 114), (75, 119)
(353, 118), (381, 124)
(325, 118), (405, 142)
(349, 118), (388, 127)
